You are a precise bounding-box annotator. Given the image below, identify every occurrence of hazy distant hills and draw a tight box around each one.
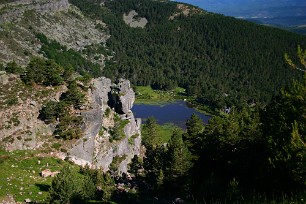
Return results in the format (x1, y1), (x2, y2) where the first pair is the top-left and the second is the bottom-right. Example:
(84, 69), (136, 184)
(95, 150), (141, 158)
(175, 0), (306, 34)
(175, 0), (306, 17)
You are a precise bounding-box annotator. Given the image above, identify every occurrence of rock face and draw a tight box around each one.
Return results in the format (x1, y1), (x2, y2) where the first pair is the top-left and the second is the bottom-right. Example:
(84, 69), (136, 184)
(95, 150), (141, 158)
(69, 78), (141, 174)
(69, 77), (111, 166)
(0, 71), (11, 85)
(108, 78), (135, 114)
(123, 10), (148, 28)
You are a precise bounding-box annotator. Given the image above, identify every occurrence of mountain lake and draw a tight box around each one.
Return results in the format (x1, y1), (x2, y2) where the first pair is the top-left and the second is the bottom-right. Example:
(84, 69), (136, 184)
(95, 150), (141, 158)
(132, 100), (211, 128)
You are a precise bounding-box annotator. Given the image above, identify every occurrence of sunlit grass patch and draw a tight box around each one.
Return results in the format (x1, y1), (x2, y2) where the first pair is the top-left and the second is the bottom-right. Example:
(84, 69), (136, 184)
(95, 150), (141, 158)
(0, 149), (79, 203)
(134, 86), (186, 104)
(156, 123), (178, 143)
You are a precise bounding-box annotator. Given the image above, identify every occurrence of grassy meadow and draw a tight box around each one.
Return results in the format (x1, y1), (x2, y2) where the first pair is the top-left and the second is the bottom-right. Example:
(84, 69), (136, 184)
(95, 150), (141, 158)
(0, 149), (79, 203)
(134, 86), (186, 104)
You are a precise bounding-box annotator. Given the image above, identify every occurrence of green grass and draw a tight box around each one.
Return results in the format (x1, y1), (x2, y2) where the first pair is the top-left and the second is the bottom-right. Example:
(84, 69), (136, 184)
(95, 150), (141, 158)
(134, 86), (186, 104)
(141, 122), (178, 145)
(0, 149), (79, 203)
(156, 123), (178, 143)
(134, 86), (216, 116)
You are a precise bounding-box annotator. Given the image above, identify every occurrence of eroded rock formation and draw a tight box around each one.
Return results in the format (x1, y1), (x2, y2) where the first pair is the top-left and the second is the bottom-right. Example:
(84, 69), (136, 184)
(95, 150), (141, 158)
(108, 78), (135, 114)
(69, 78), (141, 174)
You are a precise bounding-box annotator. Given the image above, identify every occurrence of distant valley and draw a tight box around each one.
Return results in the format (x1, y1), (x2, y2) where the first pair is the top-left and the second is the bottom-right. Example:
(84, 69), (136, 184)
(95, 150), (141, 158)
(175, 0), (306, 34)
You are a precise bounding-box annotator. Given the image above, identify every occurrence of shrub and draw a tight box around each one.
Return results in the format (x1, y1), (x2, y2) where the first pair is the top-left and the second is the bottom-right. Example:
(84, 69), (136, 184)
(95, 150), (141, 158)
(22, 57), (64, 86)
(5, 61), (23, 74)
(104, 107), (111, 117)
(54, 115), (83, 140)
(5, 98), (18, 106)
(51, 143), (62, 150)
(109, 118), (129, 142)
(0, 63), (4, 71)
(39, 101), (67, 124)
(109, 155), (127, 173)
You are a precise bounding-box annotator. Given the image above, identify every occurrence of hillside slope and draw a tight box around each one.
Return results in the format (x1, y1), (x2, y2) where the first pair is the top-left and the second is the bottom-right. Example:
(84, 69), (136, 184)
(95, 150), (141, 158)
(0, 0), (109, 68)
(71, 0), (306, 108)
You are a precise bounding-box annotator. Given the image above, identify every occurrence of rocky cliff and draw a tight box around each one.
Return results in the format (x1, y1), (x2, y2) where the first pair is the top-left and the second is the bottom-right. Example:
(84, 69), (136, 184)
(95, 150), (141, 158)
(69, 78), (141, 173)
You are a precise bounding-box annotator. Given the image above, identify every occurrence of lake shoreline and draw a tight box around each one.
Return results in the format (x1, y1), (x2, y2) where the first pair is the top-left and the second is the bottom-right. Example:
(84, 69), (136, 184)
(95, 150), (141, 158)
(135, 98), (216, 116)
(132, 100), (211, 128)
(134, 85), (217, 117)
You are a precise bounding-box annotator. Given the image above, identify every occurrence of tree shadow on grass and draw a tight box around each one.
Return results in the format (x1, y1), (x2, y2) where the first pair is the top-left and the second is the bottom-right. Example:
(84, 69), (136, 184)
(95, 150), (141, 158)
(35, 183), (51, 192)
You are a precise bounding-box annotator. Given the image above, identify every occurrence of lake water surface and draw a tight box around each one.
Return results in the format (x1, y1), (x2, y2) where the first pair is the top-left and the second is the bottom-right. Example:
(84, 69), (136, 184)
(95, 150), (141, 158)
(132, 100), (211, 128)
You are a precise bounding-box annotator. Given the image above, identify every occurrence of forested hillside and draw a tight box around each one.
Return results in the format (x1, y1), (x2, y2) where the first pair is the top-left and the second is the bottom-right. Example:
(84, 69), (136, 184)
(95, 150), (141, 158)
(71, 0), (306, 109)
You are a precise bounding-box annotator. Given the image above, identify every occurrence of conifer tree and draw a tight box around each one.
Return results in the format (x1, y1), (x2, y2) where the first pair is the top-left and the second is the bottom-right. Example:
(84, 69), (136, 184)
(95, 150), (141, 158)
(142, 117), (159, 147)
(163, 129), (193, 196)
(183, 114), (203, 154)
(144, 144), (167, 190)
(156, 169), (164, 188)
(79, 174), (96, 201)
(49, 165), (79, 204)
(100, 172), (115, 201)
(285, 45), (306, 72)
(61, 80), (85, 109)
(167, 129), (192, 179)
(262, 74), (306, 190)
(5, 61), (23, 74)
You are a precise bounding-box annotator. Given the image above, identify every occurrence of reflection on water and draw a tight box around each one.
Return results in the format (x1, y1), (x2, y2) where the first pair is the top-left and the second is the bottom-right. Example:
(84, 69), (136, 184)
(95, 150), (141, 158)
(132, 100), (211, 128)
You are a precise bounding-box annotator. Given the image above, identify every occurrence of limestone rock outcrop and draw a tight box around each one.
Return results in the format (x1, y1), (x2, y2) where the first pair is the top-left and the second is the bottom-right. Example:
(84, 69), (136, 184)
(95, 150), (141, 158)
(108, 78), (135, 114)
(123, 10), (148, 28)
(69, 78), (141, 174)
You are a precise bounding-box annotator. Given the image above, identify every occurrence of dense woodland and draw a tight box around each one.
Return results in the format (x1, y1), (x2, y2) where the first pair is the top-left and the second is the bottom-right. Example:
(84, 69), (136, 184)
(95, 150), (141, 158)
(70, 0), (306, 109)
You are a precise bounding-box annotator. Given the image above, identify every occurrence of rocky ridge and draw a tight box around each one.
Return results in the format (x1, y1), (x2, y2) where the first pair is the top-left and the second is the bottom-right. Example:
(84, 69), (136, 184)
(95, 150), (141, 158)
(0, 0), (109, 66)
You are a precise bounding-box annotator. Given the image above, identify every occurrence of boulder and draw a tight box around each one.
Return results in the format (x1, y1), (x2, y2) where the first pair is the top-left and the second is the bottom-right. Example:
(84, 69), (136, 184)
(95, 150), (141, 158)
(0, 74), (9, 85)
(40, 169), (60, 177)
(25, 198), (32, 203)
